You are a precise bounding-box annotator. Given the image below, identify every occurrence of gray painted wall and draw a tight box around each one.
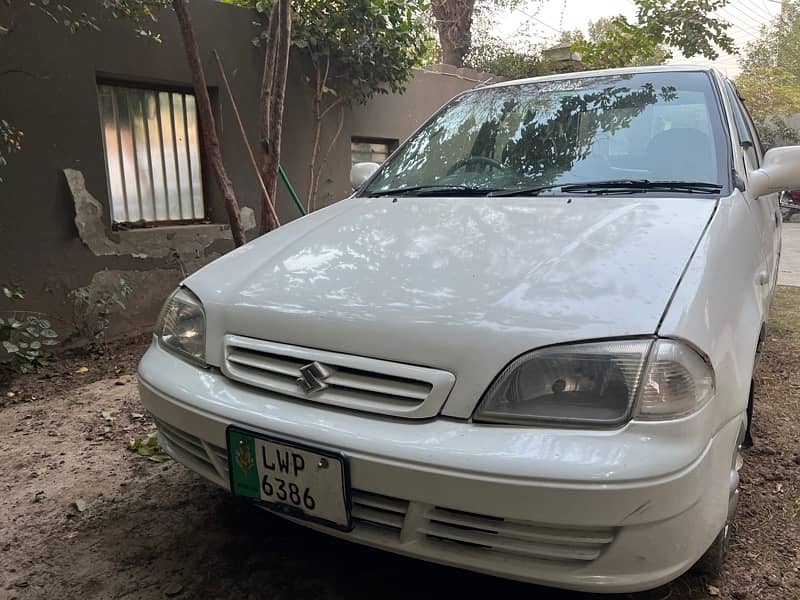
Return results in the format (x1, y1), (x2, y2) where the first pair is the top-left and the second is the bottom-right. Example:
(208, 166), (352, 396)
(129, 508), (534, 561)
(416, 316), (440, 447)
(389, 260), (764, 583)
(0, 0), (497, 339)
(351, 64), (503, 143)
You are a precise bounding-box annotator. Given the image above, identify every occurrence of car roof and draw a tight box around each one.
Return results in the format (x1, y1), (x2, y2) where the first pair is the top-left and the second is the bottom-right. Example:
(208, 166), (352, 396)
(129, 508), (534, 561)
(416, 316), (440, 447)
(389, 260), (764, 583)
(477, 64), (722, 91)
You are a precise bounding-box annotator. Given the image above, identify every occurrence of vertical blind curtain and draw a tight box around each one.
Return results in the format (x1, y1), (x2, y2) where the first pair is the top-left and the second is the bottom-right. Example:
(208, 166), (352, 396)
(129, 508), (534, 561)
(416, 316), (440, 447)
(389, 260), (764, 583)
(98, 84), (205, 224)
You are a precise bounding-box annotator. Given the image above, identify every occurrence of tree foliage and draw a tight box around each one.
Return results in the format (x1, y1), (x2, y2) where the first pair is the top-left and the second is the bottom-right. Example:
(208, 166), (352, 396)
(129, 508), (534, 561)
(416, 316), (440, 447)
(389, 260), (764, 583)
(563, 16), (668, 69)
(6, 0), (169, 40)
(736, 1), (800, 147)
(274, 0), (429, 106)
(432, 0), (733, 75)
(572, 0), (734, 70)
(255, 0), (428, 209)
(464, 38), (545, 79)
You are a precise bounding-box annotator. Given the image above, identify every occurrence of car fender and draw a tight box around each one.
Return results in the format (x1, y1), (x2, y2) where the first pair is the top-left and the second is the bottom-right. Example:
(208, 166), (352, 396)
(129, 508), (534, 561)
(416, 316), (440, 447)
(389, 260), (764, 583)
(658, 192), (765, 432)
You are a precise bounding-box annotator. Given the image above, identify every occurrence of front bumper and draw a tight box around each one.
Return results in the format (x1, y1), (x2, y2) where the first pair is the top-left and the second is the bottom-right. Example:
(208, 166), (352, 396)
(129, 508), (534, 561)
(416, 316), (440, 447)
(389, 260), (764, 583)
(138, 343), (741, 593)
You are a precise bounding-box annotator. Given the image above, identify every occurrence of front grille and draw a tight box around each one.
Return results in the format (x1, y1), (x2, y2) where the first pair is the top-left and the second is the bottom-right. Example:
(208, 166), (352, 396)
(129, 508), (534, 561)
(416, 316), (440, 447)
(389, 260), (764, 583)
(351, 490), (409, 539)
(153, 417), (229, 487)
(421, 506), (614, 562)
(222, 335), (455, 419)
(351, 495), (615, 563)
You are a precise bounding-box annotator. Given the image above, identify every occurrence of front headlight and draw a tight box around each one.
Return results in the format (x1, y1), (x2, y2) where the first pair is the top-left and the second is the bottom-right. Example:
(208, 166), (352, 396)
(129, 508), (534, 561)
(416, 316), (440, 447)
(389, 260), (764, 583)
(156, 287), (206, 366)
(474, 339), (714, 427)
(635, 340), (715, 420)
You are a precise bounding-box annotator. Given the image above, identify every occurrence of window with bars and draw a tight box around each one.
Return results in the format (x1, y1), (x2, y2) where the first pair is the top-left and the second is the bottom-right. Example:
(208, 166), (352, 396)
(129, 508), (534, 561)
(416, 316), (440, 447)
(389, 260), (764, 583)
(97, 83), (205, 225)
(351, 137), (398, 166)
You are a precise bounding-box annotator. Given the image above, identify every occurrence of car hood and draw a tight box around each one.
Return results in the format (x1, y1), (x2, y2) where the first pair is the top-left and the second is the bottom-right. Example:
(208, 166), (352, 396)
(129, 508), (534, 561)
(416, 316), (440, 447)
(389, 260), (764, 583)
(187, 195), (716, 417)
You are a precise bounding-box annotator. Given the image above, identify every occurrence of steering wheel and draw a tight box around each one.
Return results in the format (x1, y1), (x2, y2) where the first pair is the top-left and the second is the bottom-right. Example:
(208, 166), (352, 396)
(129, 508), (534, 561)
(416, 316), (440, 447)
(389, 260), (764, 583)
(447, 155), (507, 176)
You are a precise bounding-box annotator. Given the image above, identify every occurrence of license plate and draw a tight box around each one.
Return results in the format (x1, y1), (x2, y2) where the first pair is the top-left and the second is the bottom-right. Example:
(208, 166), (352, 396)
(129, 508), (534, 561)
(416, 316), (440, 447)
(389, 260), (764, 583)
(226, 427), (351, 530)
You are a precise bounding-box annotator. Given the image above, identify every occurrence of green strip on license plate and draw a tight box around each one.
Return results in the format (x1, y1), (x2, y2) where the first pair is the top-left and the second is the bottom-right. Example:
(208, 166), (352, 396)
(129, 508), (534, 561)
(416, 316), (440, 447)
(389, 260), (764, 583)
(228, 429), (261, 498)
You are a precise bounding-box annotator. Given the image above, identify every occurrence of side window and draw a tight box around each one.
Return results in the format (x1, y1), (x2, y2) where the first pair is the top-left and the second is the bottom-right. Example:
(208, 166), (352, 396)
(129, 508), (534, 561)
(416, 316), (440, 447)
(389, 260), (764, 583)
(724, 81), (760, 170)
(738, 97), (765, 161)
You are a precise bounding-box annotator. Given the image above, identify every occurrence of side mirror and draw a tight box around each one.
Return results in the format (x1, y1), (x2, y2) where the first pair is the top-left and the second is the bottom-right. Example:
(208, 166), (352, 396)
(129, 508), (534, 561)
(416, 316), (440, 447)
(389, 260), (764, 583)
(750, 146), (800, 198)
(350, 162), (380, 191)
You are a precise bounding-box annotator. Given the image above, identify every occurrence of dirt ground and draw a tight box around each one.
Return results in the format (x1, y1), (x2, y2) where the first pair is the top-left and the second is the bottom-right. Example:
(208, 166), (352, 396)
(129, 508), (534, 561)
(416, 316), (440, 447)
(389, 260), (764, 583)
(2, 290), (800, 600)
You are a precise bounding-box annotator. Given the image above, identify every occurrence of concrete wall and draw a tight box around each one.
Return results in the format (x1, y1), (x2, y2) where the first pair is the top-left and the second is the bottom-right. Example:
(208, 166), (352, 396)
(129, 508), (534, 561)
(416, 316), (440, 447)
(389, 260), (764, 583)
(0, 0), (497, 340)
(351, 64), (504, 143)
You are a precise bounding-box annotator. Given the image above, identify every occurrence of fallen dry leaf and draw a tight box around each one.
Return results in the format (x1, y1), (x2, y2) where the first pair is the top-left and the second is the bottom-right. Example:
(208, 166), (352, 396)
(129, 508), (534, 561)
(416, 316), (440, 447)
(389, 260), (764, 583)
(707, 584), (720, 596)
(76, 367), (89, 374)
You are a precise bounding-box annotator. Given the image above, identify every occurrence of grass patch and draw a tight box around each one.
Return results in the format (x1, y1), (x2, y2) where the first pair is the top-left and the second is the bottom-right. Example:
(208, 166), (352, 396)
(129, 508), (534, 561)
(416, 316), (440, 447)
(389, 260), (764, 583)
(769, 285), (800, 346)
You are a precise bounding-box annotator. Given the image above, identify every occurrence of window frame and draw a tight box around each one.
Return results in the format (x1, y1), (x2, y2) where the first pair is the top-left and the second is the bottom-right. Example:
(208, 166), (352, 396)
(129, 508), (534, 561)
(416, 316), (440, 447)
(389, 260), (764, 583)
(96, 78), (209, 229)
(723, 80), (763, 169)
(351, 137), (399, 166)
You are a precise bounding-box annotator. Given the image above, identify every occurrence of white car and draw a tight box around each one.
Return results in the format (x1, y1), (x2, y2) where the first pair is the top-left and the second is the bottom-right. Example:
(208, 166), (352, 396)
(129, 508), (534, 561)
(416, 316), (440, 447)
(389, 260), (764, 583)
(138, 66), (794, 593)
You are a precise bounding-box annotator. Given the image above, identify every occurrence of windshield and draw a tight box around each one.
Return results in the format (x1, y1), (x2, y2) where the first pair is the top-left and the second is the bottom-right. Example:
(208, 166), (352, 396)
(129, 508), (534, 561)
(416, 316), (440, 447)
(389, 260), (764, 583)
(363, 71), (728, 196)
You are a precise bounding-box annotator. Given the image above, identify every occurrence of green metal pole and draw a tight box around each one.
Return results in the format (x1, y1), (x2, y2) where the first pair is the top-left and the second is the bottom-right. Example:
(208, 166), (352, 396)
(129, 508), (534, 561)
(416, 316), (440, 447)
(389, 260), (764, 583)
(279, 165), (307, 216)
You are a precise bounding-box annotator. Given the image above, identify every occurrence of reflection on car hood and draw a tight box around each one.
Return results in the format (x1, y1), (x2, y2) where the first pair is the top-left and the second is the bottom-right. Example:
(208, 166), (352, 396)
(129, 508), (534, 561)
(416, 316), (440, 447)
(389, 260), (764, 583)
(186, 195), (716, 417)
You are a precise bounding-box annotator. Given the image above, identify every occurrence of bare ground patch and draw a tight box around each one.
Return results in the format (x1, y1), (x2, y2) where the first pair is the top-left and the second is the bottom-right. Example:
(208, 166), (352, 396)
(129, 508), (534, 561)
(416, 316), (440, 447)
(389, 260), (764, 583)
(2, 289), (800, 599)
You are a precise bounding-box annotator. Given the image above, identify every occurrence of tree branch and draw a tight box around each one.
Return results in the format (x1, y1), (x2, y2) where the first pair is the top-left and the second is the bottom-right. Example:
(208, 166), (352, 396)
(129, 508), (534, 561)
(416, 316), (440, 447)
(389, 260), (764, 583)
(313, 104), (345, 207)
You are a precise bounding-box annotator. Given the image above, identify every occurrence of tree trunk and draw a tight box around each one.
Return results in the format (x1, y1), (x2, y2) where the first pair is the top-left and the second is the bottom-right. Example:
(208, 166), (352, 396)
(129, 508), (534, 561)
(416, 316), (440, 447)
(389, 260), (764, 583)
(172, 0), (246, 247)
(305, 53), (347, 213)
(306, 58), (325, 213)
(257, 0), (280, 233)
(311, 104), (344, 211)
(258, 0), (291, 234)
(430, 0), (475, 68)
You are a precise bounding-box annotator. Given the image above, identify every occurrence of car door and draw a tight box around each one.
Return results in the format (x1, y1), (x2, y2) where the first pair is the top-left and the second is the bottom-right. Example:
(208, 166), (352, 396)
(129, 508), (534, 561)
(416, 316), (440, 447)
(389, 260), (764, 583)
(739, 94), (782, 297)
(724, 81), (780, 306)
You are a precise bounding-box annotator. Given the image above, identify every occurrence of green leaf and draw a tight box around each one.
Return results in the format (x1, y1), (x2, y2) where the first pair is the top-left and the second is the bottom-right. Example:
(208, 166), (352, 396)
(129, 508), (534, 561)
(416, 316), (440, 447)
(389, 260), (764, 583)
(2, 341), (19, 353)
(147, 452), (171, 463)
(41, 329), (58, 338)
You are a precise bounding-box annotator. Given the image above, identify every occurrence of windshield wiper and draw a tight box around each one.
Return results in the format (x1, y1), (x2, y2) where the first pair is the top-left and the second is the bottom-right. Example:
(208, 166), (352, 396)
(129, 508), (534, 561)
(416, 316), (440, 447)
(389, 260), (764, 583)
(367, 184), (502, 197)
(562, 180), (723, 194)
(490, 179), (723, 197)
(488, 182), (567, 197)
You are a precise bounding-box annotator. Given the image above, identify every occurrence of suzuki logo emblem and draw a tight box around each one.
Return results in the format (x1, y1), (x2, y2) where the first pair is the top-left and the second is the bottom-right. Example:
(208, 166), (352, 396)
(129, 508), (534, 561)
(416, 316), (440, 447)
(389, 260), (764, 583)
(297, 361), (332, 394)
